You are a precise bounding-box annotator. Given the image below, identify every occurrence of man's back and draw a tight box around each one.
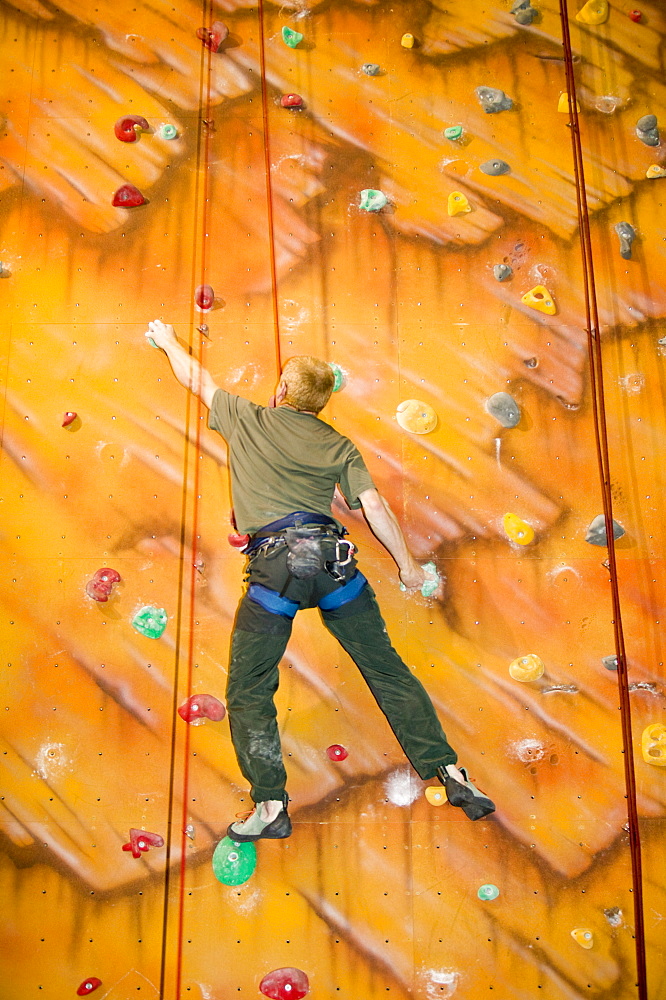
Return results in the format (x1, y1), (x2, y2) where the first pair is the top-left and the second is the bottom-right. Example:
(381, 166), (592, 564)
(207, 388), (373, 534)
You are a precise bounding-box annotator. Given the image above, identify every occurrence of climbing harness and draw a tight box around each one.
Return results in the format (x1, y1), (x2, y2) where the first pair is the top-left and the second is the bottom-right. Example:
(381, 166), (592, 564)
(244, 511), (366, 616)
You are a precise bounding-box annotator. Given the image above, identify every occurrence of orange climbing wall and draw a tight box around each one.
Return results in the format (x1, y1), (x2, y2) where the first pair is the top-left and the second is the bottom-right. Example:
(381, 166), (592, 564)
(1, 0), (666, 998)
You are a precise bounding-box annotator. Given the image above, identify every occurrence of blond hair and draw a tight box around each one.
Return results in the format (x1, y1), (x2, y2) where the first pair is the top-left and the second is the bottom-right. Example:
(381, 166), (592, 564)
(281, 356), (335, 413)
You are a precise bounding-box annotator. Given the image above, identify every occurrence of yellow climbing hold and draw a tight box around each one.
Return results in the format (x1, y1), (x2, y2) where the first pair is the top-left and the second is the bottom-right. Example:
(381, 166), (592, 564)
(641, 723), (666, 766)
(425, 786), (447, 806)
(571, 928), (594, 950)
(521, 285), (556, 315)
(575, 0), (609, 24)
(401, 32), (416, 48)
(447, 191), (471, 216)
(509, 654), (545, 682)
(558, 92), (580, 113)
(396, 399), (438, 434)
(502, 513), (535, 545)
(646, 165), (666, 179)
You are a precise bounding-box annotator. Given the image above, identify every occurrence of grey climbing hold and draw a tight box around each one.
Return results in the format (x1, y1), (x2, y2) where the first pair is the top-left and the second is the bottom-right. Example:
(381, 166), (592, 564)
(511, 0), (538, 24)
(636, 114), (659, 147)
(480, 159), (510, 176)
(486, 391), (520, 427)
(362, 63), (381, 75)
(476, 87), (513, 114)
(602, 655), (618, 671)
(493, 263), (513, 282)
(585, 514), (625, 546)
(614, 221), (636, 260)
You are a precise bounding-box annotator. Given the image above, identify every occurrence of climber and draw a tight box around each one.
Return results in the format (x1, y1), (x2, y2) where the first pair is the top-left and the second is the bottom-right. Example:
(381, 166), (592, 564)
(145, 319), (495, 837)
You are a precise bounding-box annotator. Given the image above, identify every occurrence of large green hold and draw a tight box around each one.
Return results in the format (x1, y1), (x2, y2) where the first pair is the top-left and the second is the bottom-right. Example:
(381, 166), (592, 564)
(131, 605), (168, 639)
(212, 836), (257, 886)
(281, 26), (303, 48)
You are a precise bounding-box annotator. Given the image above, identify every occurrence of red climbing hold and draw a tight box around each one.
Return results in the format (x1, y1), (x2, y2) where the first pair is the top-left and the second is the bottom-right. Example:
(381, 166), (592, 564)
(259, 968), (310, 1000)
(86, 567), (121, 603)
(628, 9), (642, 20)
(178, 694), (226, 724)
(228, 531), (250, 549)
(326, 744), (348, 761)
(114, 115), (149, 142)
(121, 828), (164, 859)
(280, 94), (304, 109)
(62, 411), (77, 427)
(196, 20), (229, 52)
(195, 284), (215, 311)
(76, 978), (102, 996)
(112, 184), (146, 208)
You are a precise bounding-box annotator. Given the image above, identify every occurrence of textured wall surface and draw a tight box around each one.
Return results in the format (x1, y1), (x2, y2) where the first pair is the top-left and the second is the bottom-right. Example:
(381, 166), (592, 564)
(1, 1), (665, 998)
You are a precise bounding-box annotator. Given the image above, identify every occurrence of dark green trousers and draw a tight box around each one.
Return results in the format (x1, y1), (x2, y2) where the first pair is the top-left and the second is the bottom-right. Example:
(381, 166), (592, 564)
(227, 557), (457, 803)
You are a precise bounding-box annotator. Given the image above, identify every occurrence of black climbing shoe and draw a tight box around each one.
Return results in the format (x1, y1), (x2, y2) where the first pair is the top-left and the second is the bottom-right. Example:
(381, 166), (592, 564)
(438, 767), (496, 821)
(226, 805), (292, 842)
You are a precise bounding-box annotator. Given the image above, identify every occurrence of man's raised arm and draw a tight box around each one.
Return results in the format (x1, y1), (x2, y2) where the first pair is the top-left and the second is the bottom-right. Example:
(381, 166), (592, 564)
(145, 319), (219, 410)
(359, 488), (426, 591)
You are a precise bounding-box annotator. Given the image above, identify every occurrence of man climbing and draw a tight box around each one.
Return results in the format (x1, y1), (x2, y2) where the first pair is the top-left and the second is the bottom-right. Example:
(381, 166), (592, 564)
(145, 319), (495, 838)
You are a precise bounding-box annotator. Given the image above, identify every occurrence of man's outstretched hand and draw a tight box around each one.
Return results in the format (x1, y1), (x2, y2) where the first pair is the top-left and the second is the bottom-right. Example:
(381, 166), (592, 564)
(399, 562), (427, 591)
(145, 319), (177, 350)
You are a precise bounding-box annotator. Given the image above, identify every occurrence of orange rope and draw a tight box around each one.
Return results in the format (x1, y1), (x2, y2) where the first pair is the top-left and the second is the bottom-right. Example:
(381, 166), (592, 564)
(558, 4), (647, 998)
(159, 2), (215, 997)
(257, 0), (283, 378)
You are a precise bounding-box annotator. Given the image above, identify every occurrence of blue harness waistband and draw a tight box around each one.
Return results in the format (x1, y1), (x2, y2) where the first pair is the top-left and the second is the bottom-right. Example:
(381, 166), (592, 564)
(245, 511), (345, 556)
(248, 571), (367, 618)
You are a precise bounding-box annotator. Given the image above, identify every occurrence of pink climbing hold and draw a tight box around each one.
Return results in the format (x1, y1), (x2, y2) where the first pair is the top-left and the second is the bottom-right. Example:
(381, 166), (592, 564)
(62, 411), (77, 427)
(280, 94), (304, 109)
(121, 828), (164, 859)
(196, 20), (229, 52)
(112, 184), (146, 208)
(178, 693), (226, 724)
(326, 744), (348, 761)
(86, 567), (121, 603)
(113, 115), (149, 142)
(76, 978), (102, 996)
(195, 284), (215, 311)
(259, 968), (310, 1000)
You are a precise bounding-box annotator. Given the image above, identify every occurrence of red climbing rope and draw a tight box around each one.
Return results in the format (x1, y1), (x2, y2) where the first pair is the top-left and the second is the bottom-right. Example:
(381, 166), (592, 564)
(257, 0), (284, 379)
(558, 4), (648, 998)
(158, 3), (217, 997)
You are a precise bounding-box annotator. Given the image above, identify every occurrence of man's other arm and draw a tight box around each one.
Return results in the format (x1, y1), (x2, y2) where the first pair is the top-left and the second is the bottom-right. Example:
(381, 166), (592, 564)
(359, 488), (426, 591)
(145, 319), (219, 409)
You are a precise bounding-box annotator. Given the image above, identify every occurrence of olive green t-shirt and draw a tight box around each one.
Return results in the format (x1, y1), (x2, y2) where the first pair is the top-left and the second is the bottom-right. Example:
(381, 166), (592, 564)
(208, 389), (376, 534)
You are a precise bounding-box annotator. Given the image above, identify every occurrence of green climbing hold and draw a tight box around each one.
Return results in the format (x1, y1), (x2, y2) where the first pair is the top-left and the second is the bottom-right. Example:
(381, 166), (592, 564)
(477, 883), (500, 901)
(329, 363), (345, 392)
(158, 123), (178, 140)
(212, 836), (257, 886)
(132, 605), (168, 639)
(444, 126), (463, 140)
(359, 189), (388, 212)
(281, 26), (303, 48)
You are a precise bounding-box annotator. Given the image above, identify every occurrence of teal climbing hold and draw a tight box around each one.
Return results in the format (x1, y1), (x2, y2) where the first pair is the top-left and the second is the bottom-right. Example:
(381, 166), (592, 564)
(281, 26), (303, 47)
(132, 605), (168, 639)
(359, 189), (388, 212)
(158, 123), (178, 140)
(329, 363), (346, 392)
(212, 836), (257, 886)
(444, 125), (464, 140)
(477, 883), (500, 900)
